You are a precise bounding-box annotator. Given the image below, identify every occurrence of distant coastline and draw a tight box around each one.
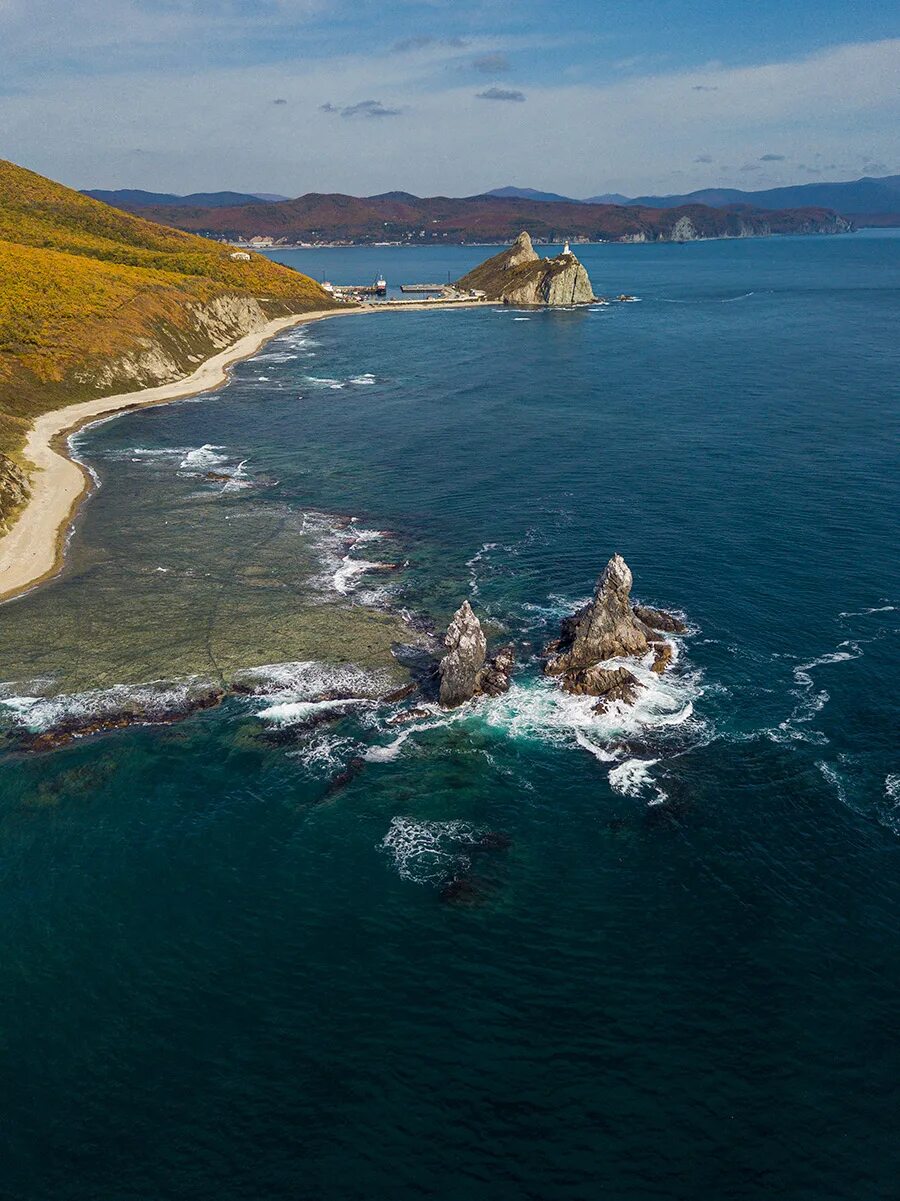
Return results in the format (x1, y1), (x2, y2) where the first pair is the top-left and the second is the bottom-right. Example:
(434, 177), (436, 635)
(0, 300), (485, 604)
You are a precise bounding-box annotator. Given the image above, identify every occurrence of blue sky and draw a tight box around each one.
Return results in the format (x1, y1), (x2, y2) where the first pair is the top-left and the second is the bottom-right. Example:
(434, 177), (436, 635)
(1, 0), (898, 196)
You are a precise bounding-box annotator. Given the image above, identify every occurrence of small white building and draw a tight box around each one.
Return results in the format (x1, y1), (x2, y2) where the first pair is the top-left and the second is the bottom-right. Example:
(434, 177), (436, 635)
(229, 251), (251, 261)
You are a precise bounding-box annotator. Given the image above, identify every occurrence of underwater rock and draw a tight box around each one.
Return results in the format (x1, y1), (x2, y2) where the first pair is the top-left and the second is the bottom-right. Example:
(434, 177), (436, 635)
(324, 756), (366, 798)
(16, 683), (225, 751)
(471, 831), (513, 851)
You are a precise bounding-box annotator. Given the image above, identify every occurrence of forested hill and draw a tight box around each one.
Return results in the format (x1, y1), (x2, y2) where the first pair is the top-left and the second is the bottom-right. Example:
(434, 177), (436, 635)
(102, 189), (853, 245)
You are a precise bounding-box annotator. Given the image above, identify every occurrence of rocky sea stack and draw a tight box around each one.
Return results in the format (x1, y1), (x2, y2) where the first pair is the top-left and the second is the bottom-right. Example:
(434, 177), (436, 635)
(456, 232), (595, 305)
(439, 601), (514, 708)
(544, 555), (685, 712)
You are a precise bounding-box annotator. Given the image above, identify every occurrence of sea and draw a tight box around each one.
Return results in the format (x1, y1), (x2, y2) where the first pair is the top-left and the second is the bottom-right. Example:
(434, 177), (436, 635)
(1, 232), (898, 1200)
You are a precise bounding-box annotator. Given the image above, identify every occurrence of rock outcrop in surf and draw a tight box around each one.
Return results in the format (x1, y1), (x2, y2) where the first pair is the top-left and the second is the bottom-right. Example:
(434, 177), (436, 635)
(439, 601), (514, 708)
(456, 232), (595, 305)
(544, 555), (682, 711)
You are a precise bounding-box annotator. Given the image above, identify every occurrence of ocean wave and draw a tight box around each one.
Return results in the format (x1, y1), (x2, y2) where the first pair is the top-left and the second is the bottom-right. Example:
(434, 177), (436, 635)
(768, 640), (863, 744)
(179, 444), (228, 471)
(0, 676), (218, 733)
(361, 650), (703, 803)
(257, 696), (373, 726)
(608, 758), (665, 804)
(234, 658), (397, 706)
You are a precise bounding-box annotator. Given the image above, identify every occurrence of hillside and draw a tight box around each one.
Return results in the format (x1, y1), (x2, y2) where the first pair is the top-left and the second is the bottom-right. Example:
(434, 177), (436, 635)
(104, 190), (852, 245)
(0, 160), (334, 530)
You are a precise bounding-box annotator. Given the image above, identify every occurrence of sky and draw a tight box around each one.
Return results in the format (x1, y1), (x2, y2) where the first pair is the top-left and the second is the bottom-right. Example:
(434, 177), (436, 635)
(1, 0), (898, 198)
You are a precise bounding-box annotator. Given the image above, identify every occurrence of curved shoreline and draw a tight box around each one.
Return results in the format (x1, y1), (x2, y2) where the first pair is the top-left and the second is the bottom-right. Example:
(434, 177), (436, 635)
(0, 299), (485, 603)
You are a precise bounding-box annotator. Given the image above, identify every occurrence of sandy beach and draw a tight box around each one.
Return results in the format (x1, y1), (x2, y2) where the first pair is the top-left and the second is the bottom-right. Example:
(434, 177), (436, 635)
(0, 298), (485, 603)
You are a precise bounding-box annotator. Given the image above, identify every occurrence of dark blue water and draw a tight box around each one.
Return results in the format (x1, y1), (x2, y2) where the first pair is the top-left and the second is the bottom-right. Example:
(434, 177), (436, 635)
(1, 233), (898, 1200)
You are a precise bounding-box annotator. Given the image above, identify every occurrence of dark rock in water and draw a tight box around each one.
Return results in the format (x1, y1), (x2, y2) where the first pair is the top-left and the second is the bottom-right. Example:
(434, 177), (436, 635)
(204, 471), (232, 482)
(650, 644), (673, 674)
(475, 643), (515, 698)
(382, 682), (418, 704)
(560, 665), (643, 712)
(386, 706), (432, 726)
(545, 555), (649, 678)
(17, 683), (225, 752)
(439, 874), (486, 906)
(324, 756), (366, 798)
(439, 600), (487, 707)
(471, 831), (512, 851)
(633, 604), (686, 634)
(590, 669), (642, 713)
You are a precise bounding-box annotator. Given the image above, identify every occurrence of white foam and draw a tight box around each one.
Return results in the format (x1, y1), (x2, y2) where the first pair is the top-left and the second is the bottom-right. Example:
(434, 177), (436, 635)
(838, 605), (896, 618)
(364, 716), (439, 762)
(381, 817), (485, 883)
(771, 641), (863, 743)
(234, 658), (394, 705)
(304, 375), (345, 390)
(179, 444), (228, 471)
(0, 677), (215, 733)
(257, 696), (370, 725)
(350, 373), (376, 385)
(608, 758), (663, 802)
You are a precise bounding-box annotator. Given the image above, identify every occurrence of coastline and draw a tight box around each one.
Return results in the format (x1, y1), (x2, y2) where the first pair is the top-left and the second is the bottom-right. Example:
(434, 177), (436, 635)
(0, 298), (486, 604)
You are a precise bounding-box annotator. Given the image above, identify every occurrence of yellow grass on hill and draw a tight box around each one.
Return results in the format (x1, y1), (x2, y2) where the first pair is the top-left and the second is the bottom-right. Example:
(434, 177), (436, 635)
(0, 159), (335, 526)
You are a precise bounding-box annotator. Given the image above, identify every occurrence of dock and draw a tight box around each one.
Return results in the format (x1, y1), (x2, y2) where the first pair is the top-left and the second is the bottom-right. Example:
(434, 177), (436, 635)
(399, 284), (447, 294)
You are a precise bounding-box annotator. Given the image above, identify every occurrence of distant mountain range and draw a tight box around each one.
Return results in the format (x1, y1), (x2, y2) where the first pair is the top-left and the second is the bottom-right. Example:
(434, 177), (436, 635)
(85, 173), (900, 226)
(87, 188), (852, 245)
(484, 175), (900, 220)
(83, 189), (289, 208)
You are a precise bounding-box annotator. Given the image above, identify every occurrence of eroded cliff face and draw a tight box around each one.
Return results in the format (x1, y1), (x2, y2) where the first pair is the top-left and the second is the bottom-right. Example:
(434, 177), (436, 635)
(0, 455), (30, 534)
(457, 232), (595, 305)
(75, 295), (277, 393)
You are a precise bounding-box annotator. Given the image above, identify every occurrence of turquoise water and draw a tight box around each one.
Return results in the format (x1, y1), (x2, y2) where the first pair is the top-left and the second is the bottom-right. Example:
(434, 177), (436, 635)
(1, 233), (899, 1199)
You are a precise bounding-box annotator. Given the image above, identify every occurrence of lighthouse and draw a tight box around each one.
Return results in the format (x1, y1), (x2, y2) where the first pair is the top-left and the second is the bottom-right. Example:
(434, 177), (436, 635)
(562, 240), (572, 256)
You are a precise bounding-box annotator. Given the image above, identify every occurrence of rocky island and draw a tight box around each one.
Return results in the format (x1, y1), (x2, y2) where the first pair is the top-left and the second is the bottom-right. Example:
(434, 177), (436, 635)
(456, 232), (595, 305)
(544, 555), (685, 711)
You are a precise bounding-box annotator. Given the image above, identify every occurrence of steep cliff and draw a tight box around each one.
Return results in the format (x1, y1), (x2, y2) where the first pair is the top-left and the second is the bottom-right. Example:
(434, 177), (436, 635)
(0, 454), (29, 534)
(456, 232), (595, 304)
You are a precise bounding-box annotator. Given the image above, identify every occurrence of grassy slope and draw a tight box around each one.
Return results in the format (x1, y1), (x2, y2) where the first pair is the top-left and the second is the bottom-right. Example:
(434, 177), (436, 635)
(0, 160), (334, 480)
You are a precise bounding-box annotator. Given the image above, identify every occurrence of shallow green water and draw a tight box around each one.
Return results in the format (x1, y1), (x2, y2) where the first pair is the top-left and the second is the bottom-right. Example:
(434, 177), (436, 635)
(1, 233), (898, 1199)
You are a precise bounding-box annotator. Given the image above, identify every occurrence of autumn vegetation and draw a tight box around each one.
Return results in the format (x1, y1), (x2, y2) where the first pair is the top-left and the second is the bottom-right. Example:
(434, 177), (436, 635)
(0, 159), (333, 527)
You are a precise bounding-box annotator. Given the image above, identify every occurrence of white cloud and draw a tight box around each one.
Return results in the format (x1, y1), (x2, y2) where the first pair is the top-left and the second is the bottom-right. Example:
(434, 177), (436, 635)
(1, 35), (897, 195)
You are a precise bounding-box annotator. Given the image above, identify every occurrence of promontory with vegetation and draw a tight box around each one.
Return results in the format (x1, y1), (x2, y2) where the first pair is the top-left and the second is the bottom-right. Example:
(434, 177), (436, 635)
(457, 232), (594, 304)
(0, 159), (334, 530)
